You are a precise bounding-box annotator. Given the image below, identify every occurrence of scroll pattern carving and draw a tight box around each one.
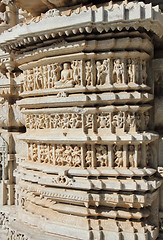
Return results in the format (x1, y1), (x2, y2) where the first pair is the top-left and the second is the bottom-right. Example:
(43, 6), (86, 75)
(25, 110), (149, 133)
(22, 58), (147, 92)
(28, 142), (152, 168)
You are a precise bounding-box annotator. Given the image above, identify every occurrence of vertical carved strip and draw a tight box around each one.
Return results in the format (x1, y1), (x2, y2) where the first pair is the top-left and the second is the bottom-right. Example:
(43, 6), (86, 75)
(81, 144), (85, 168)
(122, 58), (127, 84)
(81, 60), (85, 87)
(92, 144), (96, 168)
(92, 114), (96, 133)
(134, 144), (138, 168)
(110, 112), (114, 133)
(123, 144), (128, 167)
(108, 144), (114, 167)
(92, 59), (96, 86)
(53, 144), (56, 166)
(52, 144), (55, 165)
(82, 114), (86, 133)
(38, 144), (40, 163)
(141, 143), (147, 168)
(48, 144), (50, 164)
(31, 143), (33, 161)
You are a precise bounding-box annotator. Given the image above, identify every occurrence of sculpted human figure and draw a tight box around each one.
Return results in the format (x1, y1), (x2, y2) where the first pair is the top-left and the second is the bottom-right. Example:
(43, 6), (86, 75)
(34, 67), (43, 89)
(72, 146), (81, 167)
(61, 63), (73, 82)
(71, 60), (82, 85)
(126, 112), (136, 131)
(55, 63), (74, 88)
(113, 59), (124, 84)
(115, 146), (123, 167)
(96, 145), (108, 167)
(25, 70), (34, 91)
(43, 65), (48, 89)
(85, 148), (92, 167)
(128, 59), (134, 83)
(96, 60), (108, 85)
(128, 59), (139, 84)
(128, 145), (135, 167)
(48, 63), (61, 88)
(85, 61), (92, 86)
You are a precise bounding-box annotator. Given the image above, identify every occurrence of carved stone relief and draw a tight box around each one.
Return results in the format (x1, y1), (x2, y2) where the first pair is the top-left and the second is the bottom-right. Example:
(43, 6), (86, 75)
(22, 58), (148, 92)
(25, 110), (149, 133)
(27, 142), (152, 168)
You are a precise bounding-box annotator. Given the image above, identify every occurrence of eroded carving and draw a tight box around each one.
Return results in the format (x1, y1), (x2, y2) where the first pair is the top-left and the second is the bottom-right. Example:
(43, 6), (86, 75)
(113, 59), (125, 84)
(95, 144), (108, 167)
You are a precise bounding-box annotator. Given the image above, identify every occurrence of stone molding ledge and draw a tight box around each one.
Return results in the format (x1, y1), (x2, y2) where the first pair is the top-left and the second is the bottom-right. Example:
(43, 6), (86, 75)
(0, 2), (163, 51)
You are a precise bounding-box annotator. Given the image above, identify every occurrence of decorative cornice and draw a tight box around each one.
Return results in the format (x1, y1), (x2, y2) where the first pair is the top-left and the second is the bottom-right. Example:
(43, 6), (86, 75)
(0, 2), (163, 52)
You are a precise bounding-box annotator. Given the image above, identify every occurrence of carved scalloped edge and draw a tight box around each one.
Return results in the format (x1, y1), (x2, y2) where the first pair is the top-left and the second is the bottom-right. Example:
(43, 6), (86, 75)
(0, 2), (163, 51)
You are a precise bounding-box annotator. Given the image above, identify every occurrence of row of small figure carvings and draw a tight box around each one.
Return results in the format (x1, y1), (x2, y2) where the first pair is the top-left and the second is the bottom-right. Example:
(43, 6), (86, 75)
(22, 58), (147, 92)
(25, 110), (149, 133)
(28, 143), (152, 168)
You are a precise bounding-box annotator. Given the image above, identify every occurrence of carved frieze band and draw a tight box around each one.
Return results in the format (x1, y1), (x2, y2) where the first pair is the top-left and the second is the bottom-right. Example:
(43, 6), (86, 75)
(28, 142), (153, 168)
(22, 56), (148, 92)
(25, 109), (150, 133)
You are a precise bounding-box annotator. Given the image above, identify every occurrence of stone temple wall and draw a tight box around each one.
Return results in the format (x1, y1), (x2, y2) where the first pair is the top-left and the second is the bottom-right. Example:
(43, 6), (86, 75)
(0, 1), (162, 240)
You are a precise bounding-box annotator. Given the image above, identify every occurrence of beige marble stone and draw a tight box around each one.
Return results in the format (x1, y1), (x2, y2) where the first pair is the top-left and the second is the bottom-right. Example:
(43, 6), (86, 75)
(0, 0), (162, 240)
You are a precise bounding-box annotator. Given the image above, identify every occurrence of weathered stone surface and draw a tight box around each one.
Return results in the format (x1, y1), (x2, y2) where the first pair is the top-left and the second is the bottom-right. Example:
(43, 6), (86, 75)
(0, 0), (162, 240)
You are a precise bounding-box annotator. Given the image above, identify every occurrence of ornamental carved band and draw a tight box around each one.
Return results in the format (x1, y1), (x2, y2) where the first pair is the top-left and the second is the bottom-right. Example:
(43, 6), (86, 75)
(22, 57), (148, 92)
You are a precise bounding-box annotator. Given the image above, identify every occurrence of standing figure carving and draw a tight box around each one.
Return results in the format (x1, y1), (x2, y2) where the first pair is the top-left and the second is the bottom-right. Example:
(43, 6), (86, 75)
(85, 61), (93, 86)
(71, 60), (82, 86)
(128, 145), (135, 167)
(96, 60), (108, 85)
(113, 59), (124, 84)
(114, 145), (123, 167)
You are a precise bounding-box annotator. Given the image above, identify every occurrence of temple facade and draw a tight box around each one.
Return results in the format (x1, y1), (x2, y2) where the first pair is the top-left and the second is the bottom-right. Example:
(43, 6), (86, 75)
(0, 0), (163, 239)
